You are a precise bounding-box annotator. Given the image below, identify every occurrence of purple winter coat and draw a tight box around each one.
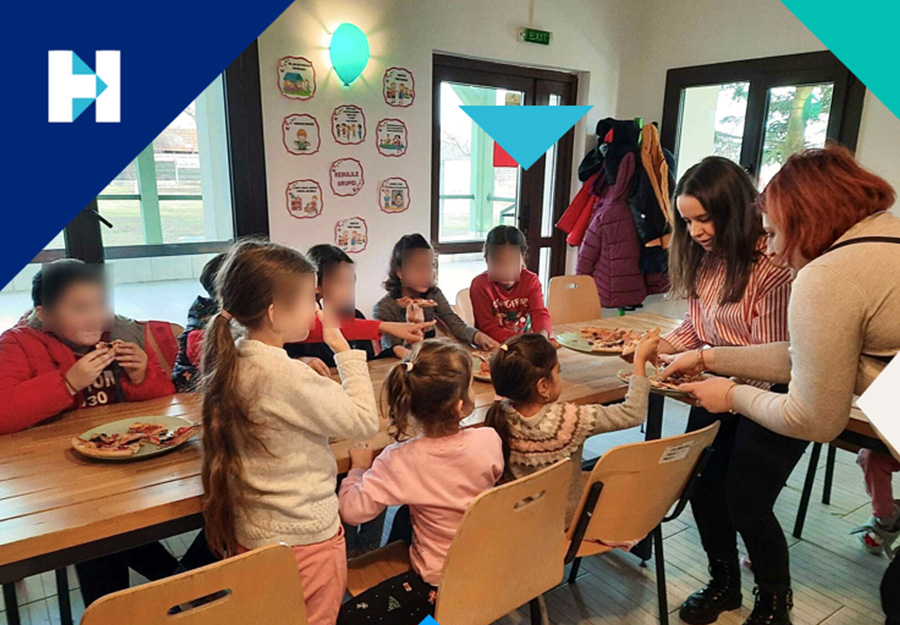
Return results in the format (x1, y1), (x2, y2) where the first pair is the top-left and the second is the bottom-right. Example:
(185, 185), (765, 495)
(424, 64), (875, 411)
(576, 152), (658, 308)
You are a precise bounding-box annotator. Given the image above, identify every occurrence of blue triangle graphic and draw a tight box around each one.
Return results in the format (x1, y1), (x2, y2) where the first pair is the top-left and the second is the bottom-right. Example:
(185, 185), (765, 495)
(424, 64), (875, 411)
(418, 617), (440, 625)
(96, 75), (107, 97)
(72, 53), (95, 76)
(72, 97), (94, 121)
(460, 105), (592, 170)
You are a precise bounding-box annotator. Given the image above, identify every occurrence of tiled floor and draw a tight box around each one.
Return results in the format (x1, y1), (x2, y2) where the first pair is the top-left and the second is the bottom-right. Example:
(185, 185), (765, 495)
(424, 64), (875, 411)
(2, 399), (895, 625)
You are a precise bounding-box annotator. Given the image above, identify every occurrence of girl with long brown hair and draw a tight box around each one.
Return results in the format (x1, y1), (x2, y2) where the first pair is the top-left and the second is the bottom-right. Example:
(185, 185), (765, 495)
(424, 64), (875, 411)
(337, 338), (504, 624)
(200, 239), (379, 625)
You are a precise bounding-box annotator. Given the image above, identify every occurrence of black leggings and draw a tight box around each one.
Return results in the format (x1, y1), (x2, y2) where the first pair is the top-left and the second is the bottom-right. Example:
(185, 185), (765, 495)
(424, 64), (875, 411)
(885, 554), (900, 625)
(337, 570), (436, 624)
(76, 542), (178, 607)
(686, 405), (808, 590)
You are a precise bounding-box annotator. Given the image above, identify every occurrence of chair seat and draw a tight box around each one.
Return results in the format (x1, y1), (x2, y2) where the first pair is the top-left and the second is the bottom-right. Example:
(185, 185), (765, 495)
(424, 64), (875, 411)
(346, 541), (411, 597)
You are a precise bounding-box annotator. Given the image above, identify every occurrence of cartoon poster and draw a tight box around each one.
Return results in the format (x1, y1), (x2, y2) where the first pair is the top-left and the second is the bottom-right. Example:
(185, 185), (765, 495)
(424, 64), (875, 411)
(282, 114), (320, 155)
(334, 217), (368, 254)
(375, 119), (408, 157)
(286, 180), (323, 219)
(383, 67), (415, 107)
(278, 56), (316, 99)
(329, 158), (365, 197)
(331, 105), (366, 145)
(379, 177), (411, 214)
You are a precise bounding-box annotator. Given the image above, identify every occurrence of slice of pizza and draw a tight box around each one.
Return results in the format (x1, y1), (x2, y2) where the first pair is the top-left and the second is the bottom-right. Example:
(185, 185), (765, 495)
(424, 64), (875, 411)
(149, 425), (198, 447)
(396, 296), (439, 308)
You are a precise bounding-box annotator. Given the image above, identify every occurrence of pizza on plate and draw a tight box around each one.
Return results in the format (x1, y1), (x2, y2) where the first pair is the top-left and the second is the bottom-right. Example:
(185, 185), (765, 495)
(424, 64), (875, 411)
(396, 296), (438, 309)
(619, 370), (709, 391)
(579, 327), (643, 352)
(72, 422), (198, 458)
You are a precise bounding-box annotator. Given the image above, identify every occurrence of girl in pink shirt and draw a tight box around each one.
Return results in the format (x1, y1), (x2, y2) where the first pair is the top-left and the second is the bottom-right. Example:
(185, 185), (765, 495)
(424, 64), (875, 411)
(338, 339), (504, 623)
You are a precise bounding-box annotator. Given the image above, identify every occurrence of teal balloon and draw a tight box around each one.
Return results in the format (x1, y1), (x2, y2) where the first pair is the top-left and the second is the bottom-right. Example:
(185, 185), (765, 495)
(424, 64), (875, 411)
(329, 23), (370, 86)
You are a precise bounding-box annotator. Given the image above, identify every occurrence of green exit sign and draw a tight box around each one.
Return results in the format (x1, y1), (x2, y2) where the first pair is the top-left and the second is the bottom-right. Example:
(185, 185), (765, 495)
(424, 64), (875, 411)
(519, 27), (552, 46)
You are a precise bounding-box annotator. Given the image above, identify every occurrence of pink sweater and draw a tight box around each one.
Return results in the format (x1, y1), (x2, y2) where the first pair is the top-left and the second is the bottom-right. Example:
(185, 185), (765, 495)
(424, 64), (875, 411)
(339, 428), (504, 585)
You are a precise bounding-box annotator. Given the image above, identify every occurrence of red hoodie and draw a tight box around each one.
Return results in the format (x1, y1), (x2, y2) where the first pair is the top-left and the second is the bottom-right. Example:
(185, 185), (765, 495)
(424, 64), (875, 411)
(470, 269), (552, 343)
(0, 324), (175, 435)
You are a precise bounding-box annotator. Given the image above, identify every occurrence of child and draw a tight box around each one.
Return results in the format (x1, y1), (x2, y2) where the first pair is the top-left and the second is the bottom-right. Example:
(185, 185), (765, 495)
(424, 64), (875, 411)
(286, 244), (435, 370)
(485, 330), (659, 523)
(853, 449), (900, 557)
(0, 259), (178, 605)
(470, 225), (552, 343)
(172, 253), (225, 391)
(373, 233), (498, 358)
(200, 240), (379, 625)
(337, 339), (504, 623)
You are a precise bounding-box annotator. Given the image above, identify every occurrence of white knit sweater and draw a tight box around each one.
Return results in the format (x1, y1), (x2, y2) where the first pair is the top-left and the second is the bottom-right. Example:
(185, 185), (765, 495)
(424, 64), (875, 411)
(231, 339), (379, 548)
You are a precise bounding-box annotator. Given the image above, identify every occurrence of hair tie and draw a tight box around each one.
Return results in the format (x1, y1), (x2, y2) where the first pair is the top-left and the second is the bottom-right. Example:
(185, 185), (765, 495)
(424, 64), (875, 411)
(499, 344), (509, 352)
(220, 310), (233, 321)
(405, 361), (414, 372)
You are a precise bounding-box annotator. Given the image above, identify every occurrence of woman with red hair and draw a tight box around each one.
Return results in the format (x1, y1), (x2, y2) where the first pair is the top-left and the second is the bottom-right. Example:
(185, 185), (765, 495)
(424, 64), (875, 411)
(665, 145), (900, 625)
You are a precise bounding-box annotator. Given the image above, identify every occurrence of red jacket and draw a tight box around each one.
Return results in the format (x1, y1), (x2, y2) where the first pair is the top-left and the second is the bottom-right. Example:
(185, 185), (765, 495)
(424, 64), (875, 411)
(0, 324), (175, 435)
(470, 269), (552, 343)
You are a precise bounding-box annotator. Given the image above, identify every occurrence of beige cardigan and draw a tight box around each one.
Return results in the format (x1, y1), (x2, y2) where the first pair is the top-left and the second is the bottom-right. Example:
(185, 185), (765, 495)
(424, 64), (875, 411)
(710, 211), (900, 445)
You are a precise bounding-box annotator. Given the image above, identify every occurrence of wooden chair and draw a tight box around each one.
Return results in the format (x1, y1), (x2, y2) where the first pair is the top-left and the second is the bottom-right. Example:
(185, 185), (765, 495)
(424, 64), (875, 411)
(454, 287), (475, 326)
(347, 460), (572, 625)
(143, 320), (184, 378)
(547, 275), (603, 324)
(80, 544), (307, 625)
(565, 423), (720, 625)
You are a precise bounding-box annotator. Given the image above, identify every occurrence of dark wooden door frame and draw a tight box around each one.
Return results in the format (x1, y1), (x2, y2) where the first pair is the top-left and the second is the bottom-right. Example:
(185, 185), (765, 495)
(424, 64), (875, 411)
(431, 53), (577, 277)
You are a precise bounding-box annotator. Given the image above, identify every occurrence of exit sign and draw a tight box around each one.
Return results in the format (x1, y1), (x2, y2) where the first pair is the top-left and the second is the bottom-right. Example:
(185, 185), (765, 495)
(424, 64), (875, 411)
(519, 27), (552, 46)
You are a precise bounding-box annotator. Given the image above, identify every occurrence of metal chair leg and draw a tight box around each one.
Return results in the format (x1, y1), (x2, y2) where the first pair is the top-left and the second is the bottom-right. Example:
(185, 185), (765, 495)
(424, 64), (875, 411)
(822, 444), (837, 505)
(529, 595), (547, 625)
(3, 583), (21, 625)
(793, 442), (821, 538)
(567, 557), (582, 583)
(654, 526), (669, 625)
(56, 568), (73, 625)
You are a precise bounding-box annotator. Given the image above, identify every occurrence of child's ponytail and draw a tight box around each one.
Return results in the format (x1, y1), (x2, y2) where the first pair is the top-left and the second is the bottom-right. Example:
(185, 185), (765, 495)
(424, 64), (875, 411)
(484, 400), (513, 479)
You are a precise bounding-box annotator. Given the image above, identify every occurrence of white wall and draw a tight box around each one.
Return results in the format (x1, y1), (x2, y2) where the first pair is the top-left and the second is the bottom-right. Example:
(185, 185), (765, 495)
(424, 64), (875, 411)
(257, 0), (635, 312)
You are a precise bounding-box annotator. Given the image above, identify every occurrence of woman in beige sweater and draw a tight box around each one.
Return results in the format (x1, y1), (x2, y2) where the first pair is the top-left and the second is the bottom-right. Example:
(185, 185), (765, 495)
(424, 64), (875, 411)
(665, 146), (900, 625)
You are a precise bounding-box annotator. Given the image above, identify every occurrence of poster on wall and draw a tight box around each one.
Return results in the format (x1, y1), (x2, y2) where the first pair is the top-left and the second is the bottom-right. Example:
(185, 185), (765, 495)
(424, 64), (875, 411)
(375, 119), (408, 157)
(278, 56), (316, 99)
(383, 67), (415, 107)
(286, 179), (323, 219)
(331, 105), (366, 145)
(379, 177), (410, 214)
(329, 158), (365, 197)
(334, 216), (368, 253)
(282, 114), (320, 155)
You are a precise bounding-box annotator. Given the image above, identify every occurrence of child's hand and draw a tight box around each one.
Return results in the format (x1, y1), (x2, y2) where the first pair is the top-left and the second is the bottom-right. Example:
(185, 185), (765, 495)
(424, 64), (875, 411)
(301, 357), (331, 377)
(115, 342), (149, 385)
(633, 329), (661, 377)
(65, 346), (117, 393)
(380, 321), (436, 345)
(392, 345), (411, 359)
(473, 331), (499, 351)
(318, 309), (351, 355)
(349, 443), (375, 470)
(406, 302), (425, 325)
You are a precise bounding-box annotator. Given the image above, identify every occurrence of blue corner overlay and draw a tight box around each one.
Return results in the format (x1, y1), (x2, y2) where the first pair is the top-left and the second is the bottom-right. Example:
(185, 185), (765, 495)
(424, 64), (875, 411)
(418, 616), (439, 625)
(0, 0), (294, 289)
(460, 105), (592, 171)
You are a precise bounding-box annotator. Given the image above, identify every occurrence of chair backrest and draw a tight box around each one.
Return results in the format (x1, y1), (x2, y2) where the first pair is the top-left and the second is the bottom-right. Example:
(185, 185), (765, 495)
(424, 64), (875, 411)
(455, 288), (475, 326)
(548, 275), (603, 324)
(143, 320), (184, 377)
(79, 544), (307, 625)
(435, 459), (572, 625)
(568, 423), (720, 545)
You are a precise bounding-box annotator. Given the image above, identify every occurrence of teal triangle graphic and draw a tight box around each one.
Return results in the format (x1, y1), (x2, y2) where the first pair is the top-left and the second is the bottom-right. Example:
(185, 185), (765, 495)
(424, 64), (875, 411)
(72, 53), (94, 76)
(72, 98), (94, 121)
(96, 75), (107, 97)
(418, 617), (439, 625)
(460, 105), (592, 170)
(779, 1), (897, 120)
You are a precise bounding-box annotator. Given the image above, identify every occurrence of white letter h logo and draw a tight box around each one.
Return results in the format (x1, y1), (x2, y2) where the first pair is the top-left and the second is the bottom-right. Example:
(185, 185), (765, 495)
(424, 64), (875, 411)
(48, 50), (120, 123)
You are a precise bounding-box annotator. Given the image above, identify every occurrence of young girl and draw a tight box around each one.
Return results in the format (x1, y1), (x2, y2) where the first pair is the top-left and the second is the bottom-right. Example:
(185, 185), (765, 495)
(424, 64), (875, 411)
(337, 339), (504, 623)
(485, 330), (659, 523)
(470, 225), (552, 343)
(373, 233), (498, 358)
(201, 240), (380, 625)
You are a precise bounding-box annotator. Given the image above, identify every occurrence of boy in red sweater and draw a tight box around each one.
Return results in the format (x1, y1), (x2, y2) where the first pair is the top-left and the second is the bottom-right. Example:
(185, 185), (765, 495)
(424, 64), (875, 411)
(470, 225), (552, 343)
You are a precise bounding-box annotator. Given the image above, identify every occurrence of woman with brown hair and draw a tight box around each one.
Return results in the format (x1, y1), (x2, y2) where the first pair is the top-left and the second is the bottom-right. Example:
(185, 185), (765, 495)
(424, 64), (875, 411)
(670, 145), (900, 625)
(656, 157), (797, 625)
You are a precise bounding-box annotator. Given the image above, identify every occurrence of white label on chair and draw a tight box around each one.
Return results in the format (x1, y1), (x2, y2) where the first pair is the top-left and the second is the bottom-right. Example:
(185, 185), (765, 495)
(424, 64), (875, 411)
(659, 441), (693, 463)
(858, 353), (900, 460)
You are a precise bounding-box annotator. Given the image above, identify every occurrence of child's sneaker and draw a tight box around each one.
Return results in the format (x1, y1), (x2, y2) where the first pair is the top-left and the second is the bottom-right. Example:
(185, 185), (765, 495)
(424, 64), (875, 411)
(851, 500), (900, 559)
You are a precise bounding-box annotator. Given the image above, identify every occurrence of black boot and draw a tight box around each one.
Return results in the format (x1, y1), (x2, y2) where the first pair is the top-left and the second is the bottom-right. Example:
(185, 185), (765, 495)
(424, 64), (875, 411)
(743, 586), (792, 625)
(679, 557), (743, 624)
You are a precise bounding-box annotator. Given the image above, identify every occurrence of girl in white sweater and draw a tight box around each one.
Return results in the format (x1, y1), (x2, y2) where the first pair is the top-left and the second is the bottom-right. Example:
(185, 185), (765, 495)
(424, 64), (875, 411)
(201, 240), (379, 625)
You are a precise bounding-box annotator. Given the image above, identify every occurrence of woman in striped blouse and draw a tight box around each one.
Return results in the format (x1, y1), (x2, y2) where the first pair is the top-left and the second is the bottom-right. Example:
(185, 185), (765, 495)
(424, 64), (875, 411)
(656, 157), (799, 625)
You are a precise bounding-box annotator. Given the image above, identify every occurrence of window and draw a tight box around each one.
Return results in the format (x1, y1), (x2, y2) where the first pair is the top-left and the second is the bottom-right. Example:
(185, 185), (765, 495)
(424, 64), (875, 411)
(661, 51), (865, 186)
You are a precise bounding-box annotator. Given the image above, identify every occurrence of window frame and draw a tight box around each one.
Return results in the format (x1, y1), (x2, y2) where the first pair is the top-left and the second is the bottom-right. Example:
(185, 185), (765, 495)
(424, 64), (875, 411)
(660, 50), (866, 180)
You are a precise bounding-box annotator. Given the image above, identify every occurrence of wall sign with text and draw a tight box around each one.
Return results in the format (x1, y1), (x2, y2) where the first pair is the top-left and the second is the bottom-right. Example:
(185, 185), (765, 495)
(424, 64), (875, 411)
(335, 216), (368, 253)
(375, 118), (408, 157)
(329, 158), (365, 197)
(383, 67), (415, 107)
(286, 179), (323, 219)
(379, 177), (410, 213)
(282, 113), (320, 155)
(278, 56), (316, 100)
(331, 104), (366, 145)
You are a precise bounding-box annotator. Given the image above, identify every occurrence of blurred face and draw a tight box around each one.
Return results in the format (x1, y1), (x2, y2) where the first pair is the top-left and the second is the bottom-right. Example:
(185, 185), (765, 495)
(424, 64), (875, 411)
(37, 281), (111, 347)
(397, 248), (435, 294)
(268, 273), (318, 343)
(320, 262), (357, 320)
(677, 194), (716, 252)
(486, 245), (524, 286)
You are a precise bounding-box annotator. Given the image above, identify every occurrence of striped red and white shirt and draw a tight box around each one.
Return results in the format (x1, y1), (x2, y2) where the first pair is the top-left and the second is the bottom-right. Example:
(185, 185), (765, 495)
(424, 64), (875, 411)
(664, 239), (792, 355)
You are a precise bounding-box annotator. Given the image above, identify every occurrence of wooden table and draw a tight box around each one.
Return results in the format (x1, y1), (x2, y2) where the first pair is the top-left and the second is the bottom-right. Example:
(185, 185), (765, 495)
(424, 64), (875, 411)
(0, 313), (678, 624)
